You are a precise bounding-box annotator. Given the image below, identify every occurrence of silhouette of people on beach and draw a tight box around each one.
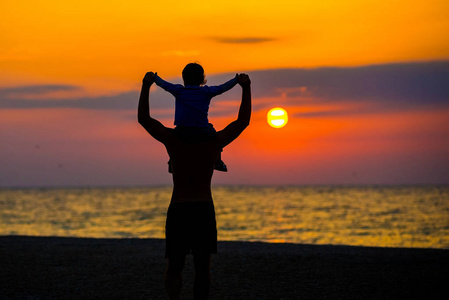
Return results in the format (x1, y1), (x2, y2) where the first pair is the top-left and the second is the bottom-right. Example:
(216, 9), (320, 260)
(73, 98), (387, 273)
(153, 63), (239, 173)
(138, 67), (251, 300)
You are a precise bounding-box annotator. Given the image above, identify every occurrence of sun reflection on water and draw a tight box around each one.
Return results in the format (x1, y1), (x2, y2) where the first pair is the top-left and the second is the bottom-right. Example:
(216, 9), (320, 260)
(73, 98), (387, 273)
(0, 186), (448, 249)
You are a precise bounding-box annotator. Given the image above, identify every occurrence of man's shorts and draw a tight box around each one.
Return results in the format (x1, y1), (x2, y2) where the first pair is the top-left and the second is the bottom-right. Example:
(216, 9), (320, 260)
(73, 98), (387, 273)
(165, 201), (217, 258)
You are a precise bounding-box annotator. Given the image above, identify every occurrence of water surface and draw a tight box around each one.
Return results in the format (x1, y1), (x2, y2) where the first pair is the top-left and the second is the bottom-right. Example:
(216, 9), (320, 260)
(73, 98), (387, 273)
(1, 186), (448, 248)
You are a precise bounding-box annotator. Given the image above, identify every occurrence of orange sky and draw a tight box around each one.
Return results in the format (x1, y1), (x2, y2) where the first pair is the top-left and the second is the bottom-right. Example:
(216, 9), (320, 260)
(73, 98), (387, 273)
(1, 0), (449, 187)
(2, 0), (449, 92)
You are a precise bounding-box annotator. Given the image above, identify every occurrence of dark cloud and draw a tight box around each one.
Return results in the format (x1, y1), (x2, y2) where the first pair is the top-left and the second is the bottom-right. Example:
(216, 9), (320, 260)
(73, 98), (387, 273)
(246, 61), (449, 104)
(1, 61), (448, 113)
(208, 61), (449, 117)
(206, 61), (449, 116)
(0, 87), (175, 110)
(211, 37), (275, 44)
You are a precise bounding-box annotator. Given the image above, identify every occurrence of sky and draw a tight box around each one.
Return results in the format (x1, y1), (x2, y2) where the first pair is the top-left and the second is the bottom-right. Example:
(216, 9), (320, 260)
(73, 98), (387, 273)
(1, 0), (449, 187)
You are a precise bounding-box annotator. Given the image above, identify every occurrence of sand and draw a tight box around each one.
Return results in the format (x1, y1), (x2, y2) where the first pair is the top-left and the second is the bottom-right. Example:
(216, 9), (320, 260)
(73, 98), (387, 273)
(0, 236), (447, 299)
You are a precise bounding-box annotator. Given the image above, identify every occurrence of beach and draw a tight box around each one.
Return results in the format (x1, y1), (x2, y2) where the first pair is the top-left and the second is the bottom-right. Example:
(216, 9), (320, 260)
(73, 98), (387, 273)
(1, 236), (447, 299)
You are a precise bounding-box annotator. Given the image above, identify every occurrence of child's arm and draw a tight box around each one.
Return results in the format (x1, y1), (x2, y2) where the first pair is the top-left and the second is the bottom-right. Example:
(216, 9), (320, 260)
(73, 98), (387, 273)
(154, 73), (181, 95)
(207, 74), (239, 96)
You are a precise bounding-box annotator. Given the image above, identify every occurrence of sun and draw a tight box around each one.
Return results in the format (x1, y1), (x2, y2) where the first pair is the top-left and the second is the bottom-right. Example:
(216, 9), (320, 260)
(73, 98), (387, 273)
(267, 107), (288, 128)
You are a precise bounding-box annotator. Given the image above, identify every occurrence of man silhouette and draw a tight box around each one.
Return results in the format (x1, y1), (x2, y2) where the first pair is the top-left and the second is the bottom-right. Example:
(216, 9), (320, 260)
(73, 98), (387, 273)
(138, 72), (251, 300)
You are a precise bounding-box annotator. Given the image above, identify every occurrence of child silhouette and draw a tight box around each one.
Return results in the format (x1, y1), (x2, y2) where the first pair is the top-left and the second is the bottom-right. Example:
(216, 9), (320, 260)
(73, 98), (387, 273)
(152, 63), (238, 173)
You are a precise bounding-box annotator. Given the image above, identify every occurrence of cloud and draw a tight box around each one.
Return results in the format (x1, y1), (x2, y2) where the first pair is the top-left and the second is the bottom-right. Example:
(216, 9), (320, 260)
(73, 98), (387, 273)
(206, 61), (449, 115)
(211, 37), (275, 44)
(0, 85), (80, 99)
(0, 87), (175, 110)
(207, 61), (449, 117)
(1, 61), (448, 115)
(246, 61), (449, 105)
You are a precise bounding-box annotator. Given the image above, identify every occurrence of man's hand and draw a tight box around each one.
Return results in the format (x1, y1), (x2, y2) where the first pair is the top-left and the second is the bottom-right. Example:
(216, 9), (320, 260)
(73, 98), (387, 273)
(237, 73), (251, 87)
(143, 72), (156, 86)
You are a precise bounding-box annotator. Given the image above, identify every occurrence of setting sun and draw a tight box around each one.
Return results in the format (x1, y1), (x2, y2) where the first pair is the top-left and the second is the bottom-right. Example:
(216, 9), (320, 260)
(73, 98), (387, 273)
(267, 107), (288, 128)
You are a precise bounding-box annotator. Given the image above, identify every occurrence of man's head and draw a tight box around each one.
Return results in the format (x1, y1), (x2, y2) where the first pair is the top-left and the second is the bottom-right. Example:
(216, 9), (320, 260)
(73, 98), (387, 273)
(182, 63), (207, 86)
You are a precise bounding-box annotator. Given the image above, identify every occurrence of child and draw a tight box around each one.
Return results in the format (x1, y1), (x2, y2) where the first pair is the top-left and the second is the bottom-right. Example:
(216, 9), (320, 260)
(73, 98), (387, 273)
(153, 63), (238, 173)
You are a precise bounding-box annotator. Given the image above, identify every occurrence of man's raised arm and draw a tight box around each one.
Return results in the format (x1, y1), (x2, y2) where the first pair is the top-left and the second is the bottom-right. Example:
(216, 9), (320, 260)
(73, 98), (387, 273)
(138, 72), (170, 143)
(217, 74), (251, 148)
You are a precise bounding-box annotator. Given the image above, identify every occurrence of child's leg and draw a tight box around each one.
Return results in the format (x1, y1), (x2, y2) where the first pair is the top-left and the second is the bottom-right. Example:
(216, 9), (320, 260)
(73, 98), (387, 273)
(168, 159), (172, 173)
(214, 149), (227, 172)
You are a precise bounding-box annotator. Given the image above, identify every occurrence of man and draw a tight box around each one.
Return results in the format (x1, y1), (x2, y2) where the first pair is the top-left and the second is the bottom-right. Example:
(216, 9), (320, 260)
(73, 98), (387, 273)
(138, 71), (251, 299)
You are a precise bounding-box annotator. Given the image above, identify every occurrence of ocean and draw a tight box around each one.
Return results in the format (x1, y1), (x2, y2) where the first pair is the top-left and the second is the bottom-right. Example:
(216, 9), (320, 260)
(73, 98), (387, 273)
(1, 186), (448, 249)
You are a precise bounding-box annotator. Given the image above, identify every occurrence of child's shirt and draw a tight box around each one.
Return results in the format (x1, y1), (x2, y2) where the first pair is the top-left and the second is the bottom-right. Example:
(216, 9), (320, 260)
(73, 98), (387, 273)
(154, 74), (238, 127)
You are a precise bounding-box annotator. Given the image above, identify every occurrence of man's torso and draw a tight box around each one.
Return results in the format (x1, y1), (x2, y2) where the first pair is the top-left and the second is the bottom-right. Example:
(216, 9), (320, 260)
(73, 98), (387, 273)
(164, 130), (222, 203)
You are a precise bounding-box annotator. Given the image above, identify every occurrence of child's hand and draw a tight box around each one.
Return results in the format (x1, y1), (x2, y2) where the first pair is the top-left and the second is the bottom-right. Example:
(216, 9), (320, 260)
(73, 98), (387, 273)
(143, 72), (156, 85)
(237, 73), (251, 87)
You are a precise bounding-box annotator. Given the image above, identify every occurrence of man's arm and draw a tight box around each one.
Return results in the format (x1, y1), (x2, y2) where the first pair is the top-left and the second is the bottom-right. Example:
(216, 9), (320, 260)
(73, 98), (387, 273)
(138, 72), (171, 143)
(217, 74), (251, 148)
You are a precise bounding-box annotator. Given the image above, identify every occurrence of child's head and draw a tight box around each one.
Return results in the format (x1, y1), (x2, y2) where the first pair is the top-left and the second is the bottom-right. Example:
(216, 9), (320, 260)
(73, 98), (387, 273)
(182, 63), (207, 86)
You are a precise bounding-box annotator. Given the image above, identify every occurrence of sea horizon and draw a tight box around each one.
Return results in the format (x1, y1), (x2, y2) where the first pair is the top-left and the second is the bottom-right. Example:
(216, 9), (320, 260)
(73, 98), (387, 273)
(2, 183), (448, 190)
